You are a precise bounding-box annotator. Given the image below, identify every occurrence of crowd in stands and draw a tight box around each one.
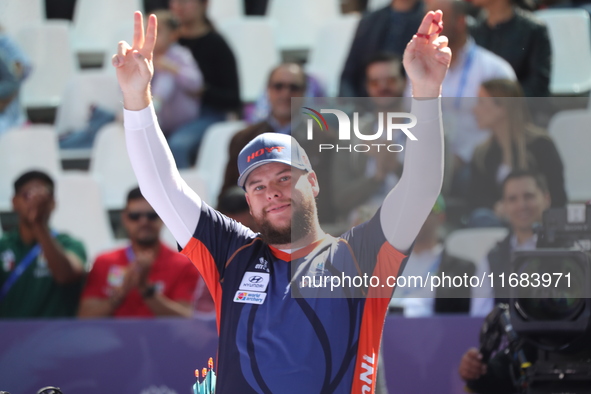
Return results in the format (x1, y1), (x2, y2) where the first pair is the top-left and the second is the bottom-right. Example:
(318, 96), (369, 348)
(0, 0), (584, 325)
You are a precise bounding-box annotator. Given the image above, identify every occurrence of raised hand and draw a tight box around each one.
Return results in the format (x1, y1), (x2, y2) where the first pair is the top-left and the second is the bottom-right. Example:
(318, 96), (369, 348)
(112, 11), (157, 110)
(403, 10), (452, 98)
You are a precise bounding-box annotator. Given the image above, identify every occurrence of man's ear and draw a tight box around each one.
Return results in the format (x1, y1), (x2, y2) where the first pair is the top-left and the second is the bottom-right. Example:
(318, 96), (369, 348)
(308, 171), (320, 198)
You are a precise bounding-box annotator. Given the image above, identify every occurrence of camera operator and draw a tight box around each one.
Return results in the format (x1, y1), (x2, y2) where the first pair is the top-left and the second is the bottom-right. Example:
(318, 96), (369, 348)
(459, 170), (551, 393)
(470, 170), (551, 316)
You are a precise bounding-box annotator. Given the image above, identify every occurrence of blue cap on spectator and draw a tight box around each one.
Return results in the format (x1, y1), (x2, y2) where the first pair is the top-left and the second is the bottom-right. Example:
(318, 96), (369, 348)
(237, 133), (312, 189)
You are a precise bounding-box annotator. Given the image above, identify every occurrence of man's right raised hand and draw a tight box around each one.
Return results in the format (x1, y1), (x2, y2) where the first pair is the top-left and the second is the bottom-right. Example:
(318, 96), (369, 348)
(112, 11), (157, 111)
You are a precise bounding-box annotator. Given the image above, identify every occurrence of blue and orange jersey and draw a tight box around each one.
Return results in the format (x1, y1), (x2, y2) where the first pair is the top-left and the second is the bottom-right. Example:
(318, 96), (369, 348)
(181, 203), (407, 394)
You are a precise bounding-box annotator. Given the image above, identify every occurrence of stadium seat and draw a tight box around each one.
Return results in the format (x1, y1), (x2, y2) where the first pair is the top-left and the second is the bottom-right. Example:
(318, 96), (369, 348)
(14, 21), (79, 109)
(209, 0), (244, 25)
(548, 109), (591, 202)
(534, 9), (591, 95)
(0, 125), (62, 211)
(71, 0), (142, 64)
(54, 71), (122, 136)
(217, 18), (280, 103)
(192, 120), (246, 205)
(0, 0), (45, 36)
(306, 14), (361, 97)
(266, 0), (341, 52)
(444, 227), (509, 265)
(89, 123), (139, 210)
(51, 172), (115, 263)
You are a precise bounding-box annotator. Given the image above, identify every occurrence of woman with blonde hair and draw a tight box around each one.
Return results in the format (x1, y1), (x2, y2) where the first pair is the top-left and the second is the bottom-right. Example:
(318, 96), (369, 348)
(468, 79), (566, 212)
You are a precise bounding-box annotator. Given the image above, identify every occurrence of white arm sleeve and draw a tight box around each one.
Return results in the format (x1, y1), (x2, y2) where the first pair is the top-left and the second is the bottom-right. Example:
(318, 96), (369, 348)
(124, 104), (201, 248)
(380, 98), (444, 253)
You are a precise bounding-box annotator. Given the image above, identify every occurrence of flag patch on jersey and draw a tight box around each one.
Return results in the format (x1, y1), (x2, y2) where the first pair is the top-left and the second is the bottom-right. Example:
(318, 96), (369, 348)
(234, 291), (267, 305)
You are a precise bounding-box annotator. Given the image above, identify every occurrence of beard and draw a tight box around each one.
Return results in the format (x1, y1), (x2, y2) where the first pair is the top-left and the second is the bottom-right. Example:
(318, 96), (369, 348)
(255, 196), (316, 246)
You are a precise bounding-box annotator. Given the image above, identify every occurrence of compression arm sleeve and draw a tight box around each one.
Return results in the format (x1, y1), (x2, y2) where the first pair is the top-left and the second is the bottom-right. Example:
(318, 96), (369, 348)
(124, 104), (201, 248)
(380, 98), (444, 253)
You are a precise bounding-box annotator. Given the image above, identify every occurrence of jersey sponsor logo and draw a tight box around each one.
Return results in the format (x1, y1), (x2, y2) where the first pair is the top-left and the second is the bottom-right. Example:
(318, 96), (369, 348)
(254, 257), (269, 272)
(359, 353), (375, 394)
(239, 271), (269, 292)
(234, 291), (267, 305)
(1, 250), (15, 272)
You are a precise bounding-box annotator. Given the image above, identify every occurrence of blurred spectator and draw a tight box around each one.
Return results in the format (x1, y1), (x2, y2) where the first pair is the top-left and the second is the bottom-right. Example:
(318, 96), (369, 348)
(78, 187), (202, 318)
(340, 0), (424, 97)
(246, 73), (325, 124)
(151, 10), (203, 136)
(469, 0), (552, 97)
(410, 0), (516, 196)
(390, 195), (475, 316)
(0, 30), (31, 136)
(471, 170), (550, 316)
(218, 63), (336, 223)
(168, 0), (241, 169)
(0, 171), (87, 318)
(333, 53), (406, 222)
(217, 186), (257, 231)
(218, 63), (306, 199)
(469, 79), (566, 217)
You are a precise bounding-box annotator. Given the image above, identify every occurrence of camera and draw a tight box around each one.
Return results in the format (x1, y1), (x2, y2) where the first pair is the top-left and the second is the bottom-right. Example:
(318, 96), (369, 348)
(480, 204), (591, 394)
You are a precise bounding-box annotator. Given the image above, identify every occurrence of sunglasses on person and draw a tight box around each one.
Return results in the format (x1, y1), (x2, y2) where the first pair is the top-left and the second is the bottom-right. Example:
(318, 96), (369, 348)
(126, 211), (159, 221)
(269, 82), (304, 93)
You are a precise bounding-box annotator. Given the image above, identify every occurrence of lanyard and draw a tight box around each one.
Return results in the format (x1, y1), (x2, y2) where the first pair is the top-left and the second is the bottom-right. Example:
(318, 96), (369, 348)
(454, 44), (476, 109)
(0, 231), (57, 302)
(125, 246), (135, 263)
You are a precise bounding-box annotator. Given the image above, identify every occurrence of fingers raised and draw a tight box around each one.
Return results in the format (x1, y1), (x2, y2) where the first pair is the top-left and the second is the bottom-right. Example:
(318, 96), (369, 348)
(141, 14), (157, 61)
(417, 11), (436, 36)
(133, 11), (145, 50)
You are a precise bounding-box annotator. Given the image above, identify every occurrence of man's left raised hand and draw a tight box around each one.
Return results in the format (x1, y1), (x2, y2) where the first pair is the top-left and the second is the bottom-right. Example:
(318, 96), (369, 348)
(403, 10), (452, 98)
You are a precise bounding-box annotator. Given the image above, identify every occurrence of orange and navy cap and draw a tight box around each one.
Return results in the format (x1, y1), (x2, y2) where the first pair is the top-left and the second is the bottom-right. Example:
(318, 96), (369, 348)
(237, 133), (312, 189)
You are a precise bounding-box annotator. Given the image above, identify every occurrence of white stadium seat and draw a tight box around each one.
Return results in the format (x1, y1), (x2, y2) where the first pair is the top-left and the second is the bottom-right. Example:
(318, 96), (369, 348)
(306, 14), (361, 97)
(52, 172), (115, 263)
(0, 0), (45, 36)
(0, 125), (62, 211)
(89, 123), (139, 210)
(535, 9), (591, 95)
(266, 0), (340, 52)
(193, 120), (246, 205)
(548, 109), (591, 202)
(14, 21), (79, 109)
(218, 18), (280, 103)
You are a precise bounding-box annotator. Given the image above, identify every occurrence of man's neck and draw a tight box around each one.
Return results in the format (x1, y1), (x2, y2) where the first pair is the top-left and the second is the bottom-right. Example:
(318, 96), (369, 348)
(18, 223), (37, 245)
(391, 0), (416, 12)
(514, 230), (534, 246)
(180, 20), (210, 39)
(131, 241), (160, 255)
(449, 35), (468, 68)
(270, 114), (291, 129)
(270, 225), (325, 251)
(485, 4), (515, 27)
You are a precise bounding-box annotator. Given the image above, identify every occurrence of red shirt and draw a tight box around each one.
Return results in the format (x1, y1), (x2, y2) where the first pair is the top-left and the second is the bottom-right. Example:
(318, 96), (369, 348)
(82, 243), (200, 317)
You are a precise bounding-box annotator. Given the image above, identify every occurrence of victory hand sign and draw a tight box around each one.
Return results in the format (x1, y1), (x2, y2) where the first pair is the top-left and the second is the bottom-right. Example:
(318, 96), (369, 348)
(112, 11), (157, 110)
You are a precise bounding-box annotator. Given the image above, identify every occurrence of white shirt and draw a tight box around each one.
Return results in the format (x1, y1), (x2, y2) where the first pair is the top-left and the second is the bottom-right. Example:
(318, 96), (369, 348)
(405, 38), (516, 162)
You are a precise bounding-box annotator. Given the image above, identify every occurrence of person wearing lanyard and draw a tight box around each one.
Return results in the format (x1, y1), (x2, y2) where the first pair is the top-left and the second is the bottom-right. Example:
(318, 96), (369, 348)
(0, 171), (87, 318)
(78, 187), (204, 318)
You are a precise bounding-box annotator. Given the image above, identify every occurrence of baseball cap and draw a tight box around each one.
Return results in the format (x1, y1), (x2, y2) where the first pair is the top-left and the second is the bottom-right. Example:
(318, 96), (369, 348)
(237, 133), (313, 189)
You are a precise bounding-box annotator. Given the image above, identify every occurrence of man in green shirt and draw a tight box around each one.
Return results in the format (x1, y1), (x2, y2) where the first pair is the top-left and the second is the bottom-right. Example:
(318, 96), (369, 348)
(0, 171), (87, 317)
